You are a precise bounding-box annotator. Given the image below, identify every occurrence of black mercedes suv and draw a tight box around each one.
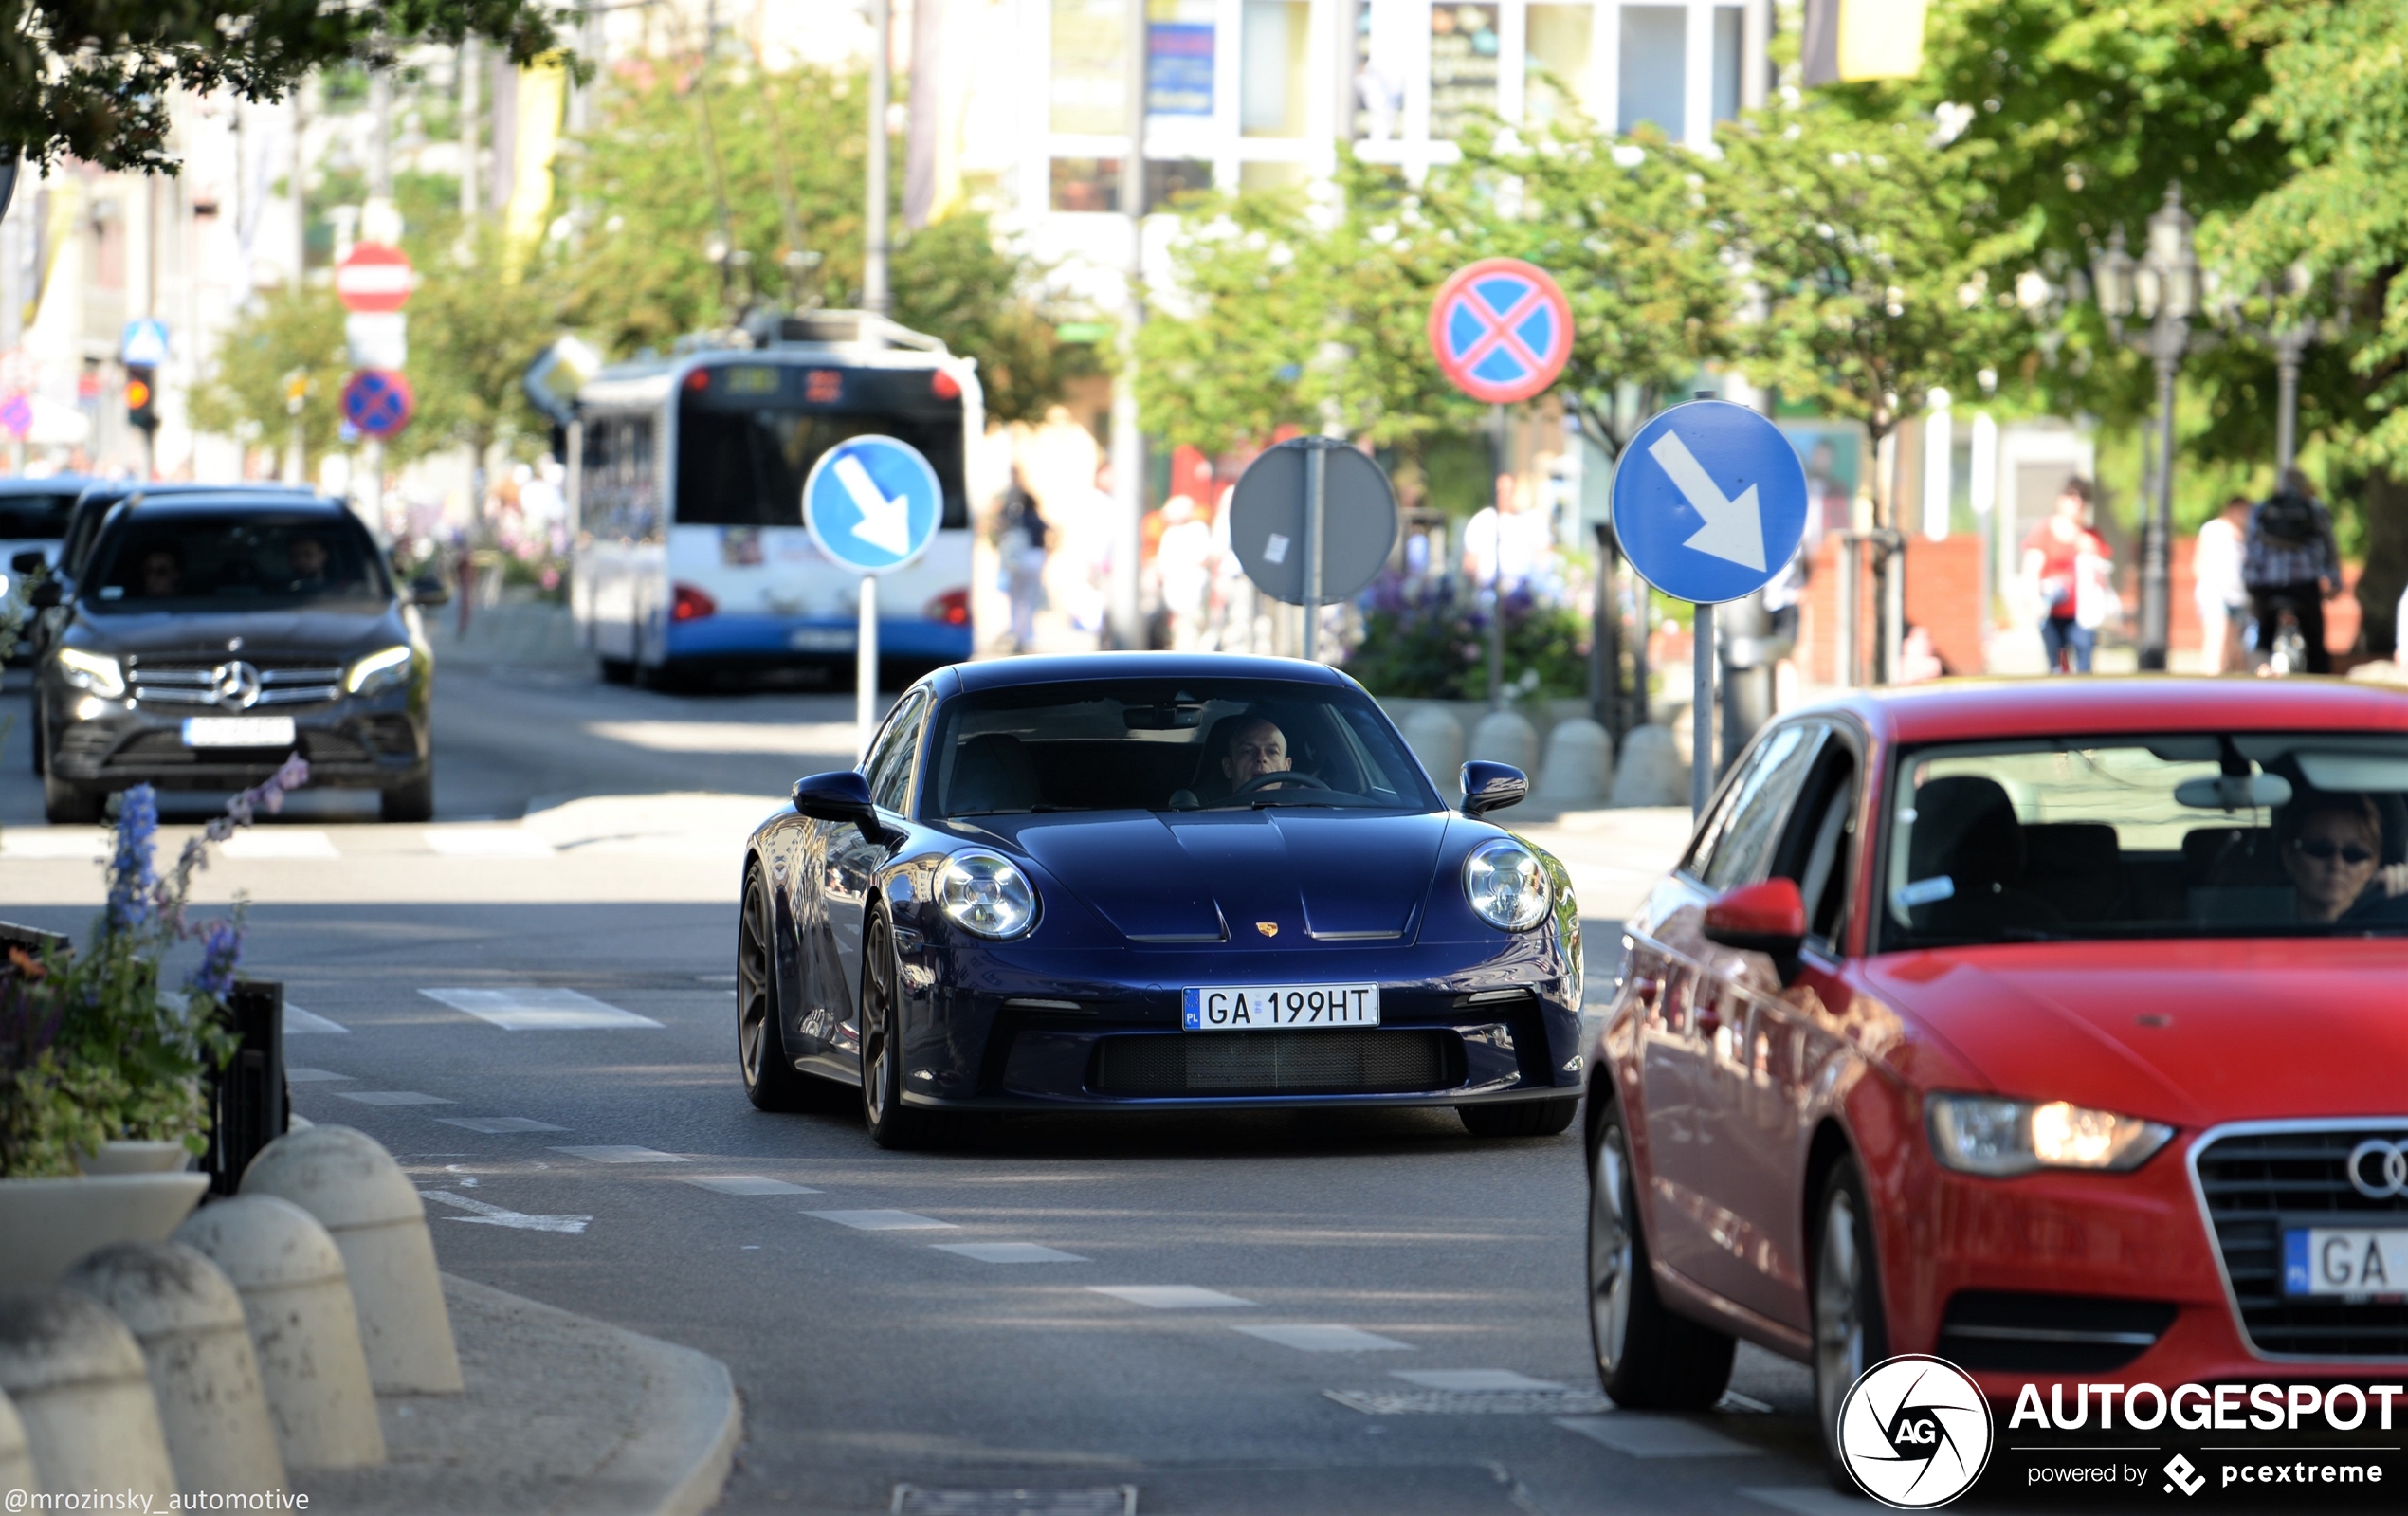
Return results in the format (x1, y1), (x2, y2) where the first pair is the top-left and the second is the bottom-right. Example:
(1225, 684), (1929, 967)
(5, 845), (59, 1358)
(30, 490), (446, 824)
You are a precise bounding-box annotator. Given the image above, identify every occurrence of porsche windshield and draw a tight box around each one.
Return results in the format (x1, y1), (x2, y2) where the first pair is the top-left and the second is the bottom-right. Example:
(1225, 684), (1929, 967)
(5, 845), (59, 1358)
(929, 680), (1440, 816)
(1880, 732), (2408, 947)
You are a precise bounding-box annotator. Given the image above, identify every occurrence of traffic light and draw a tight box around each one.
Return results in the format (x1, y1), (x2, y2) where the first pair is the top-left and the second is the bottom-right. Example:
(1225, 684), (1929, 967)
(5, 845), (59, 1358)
(125, 364), (158, 432)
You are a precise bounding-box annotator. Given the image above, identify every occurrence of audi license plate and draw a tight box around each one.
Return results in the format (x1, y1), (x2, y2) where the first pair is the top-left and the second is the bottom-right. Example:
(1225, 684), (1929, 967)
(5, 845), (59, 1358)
(182, 716), (297, 748)
(2284, 1228), (2408, 1296)
(1182, 984), (1379, 1032)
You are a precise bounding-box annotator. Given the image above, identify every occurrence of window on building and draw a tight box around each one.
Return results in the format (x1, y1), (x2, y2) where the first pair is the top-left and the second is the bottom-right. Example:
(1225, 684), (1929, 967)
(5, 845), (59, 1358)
(1148, 0), (1215, 119)
(1353, 0), (1412, 141)
(1429, 3), (1501, 140)
(1525, 5), (1596, 130)
(1712, 5), (1743, 123)
(1051, 0), (1129, 136)
(1617, 5), (1685, 136)
(1241, 0), (1312, 137)
(1050, 157), (1122, 212)
(1238, 159), (1305, 193)
(1146, 158), (1215, 210)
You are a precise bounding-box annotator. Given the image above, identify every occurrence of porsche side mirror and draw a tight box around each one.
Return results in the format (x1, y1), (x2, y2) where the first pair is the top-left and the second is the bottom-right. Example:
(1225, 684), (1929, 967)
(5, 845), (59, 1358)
(793, 769), (898, 845)
(1704, 877), (1808, 983)
(409, 574), (451, 608)
(1460, 760), (1527, 818)
(9, 551), (44, 575)
(27, 581), (61, 610)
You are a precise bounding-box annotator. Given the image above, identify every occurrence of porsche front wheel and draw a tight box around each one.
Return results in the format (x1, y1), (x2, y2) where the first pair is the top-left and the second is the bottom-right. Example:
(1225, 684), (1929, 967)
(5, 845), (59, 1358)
(859, 911), (939, 1149)
(738, 865), (812, 1112)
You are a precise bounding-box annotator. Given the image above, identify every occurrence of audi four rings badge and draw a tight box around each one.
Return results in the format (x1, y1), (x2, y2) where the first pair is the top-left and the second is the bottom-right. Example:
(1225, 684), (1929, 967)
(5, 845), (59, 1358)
(2347, 1138), (2408, 1199)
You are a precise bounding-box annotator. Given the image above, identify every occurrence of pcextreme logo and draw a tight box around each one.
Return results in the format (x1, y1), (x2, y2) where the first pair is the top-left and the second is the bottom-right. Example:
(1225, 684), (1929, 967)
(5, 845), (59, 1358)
(1836, 1354), (1997, 1509)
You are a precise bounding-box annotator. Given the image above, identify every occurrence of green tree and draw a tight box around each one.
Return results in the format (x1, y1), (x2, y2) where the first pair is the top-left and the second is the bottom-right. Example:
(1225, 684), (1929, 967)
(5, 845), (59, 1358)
(188, 287), (351, 473)
(404, 222), (564, 468)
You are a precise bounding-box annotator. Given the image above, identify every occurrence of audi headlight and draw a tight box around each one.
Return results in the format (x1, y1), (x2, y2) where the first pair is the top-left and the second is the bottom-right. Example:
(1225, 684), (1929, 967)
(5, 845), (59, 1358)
(938, 850), (1037, 939)
(1926, 1093), (2174, 1177)
(57, 648), (125, 699)
(346, 644), (413, 695)
(1463, 837), (1549, 931)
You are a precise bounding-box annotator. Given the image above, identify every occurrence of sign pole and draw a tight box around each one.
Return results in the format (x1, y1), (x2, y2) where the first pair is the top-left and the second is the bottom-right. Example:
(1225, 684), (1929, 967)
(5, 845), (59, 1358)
(857, 575), (879, 759)
(1302, 442), (1324, 662)
(1691, 601), (1714, 816)
(1488, 402), (1506, 708)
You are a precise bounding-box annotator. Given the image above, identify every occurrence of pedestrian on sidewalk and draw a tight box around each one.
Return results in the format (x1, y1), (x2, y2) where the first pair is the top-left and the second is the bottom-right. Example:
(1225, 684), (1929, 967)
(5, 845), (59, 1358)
(999, 468), (1049, 655)
(2194, 496), (2252, 672)
(2019, 477), (2112, 673)
(2243, 468), (2341, 675)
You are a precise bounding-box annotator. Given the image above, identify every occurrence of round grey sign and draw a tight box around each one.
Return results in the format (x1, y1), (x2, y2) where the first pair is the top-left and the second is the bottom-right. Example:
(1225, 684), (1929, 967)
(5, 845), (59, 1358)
(1228, 440), (1399, 607)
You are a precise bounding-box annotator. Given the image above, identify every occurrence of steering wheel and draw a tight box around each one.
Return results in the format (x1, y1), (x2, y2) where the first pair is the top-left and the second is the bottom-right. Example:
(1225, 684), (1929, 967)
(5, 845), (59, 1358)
(1231, 770), (1328, 796)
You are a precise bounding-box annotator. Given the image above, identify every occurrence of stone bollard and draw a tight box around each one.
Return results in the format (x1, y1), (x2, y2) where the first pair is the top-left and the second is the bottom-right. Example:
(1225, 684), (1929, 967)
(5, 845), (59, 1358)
(1608, 723), (1688, 808)
(243, 1124), (462, 1394)
(1401, 705), (1466, 799)
(0, 1291), (177, 1499)
(174, 1196), (386, 1470)
(1536, 718), (1614, 807)
(63, 1242), (286, 1498)
(0, 1387), (39, 1497)
(1468, 708), (1538, 776)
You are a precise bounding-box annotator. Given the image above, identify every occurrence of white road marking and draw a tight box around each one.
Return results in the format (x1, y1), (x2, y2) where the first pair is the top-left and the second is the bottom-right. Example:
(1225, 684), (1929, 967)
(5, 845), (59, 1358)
(1718, 1390), (1775, 1414)
(220, 830), (340, 859)
(419, 987), (664, 1031)
(1325, 1388), (1611, 1416)
(337, 1090), (455, 1105)
(437, 1117), (569, 1134)
(805, 1209), (957, 1231)
(1393, 1370), (1565, 1392)
(283, 1005), (349, 1035)
(1088, 1285), (1254, 1309)
(583, 720), (859, 755)
(682, 1176), (819, 1195)
(419, 1188), (591, 1234)
(932, 1243), (1089, 1264)
(0, 830), (106, 858)
(1554, 1415), (1762, 1457)
(1741, 1488), (1866, 1516)
(423, 827), (556, 857)
(283, 1067), (352, 1083)
(551, 1145), (689, 1163)
(1650, 429), (1766, 571)
(1231, 1324), (1412, 1352)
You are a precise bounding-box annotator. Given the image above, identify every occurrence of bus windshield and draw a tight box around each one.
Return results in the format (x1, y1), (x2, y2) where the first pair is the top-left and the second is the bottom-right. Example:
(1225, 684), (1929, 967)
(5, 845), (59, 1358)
(674, 362), (968, 530)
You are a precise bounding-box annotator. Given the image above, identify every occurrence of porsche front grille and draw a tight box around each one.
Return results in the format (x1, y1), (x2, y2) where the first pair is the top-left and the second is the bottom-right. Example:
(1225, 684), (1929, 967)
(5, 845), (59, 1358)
(2193, 1124), (2408, 1359)
(1089, 1030), (1457, 1097)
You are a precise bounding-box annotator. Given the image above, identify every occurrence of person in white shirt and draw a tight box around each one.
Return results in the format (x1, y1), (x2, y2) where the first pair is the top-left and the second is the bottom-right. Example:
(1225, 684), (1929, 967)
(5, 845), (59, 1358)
(2193, 496), (2251, 672)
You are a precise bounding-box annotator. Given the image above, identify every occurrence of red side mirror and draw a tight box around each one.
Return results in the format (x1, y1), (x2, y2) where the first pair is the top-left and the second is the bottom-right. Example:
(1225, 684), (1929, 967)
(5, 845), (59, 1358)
(1703, 877), (1807, 956)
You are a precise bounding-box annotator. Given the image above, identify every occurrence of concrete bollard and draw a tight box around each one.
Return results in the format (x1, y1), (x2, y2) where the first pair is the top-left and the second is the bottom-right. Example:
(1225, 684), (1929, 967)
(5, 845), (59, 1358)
(1536, 717), (1614, 807)
(0, 1387), (40, 1497)
(63, 1242), (287, 1499)
(0, 1291), (176, 1500)
(1608, 723), (1688, 808)
(242, 1124), (463, 1394)
(174, 1196), (386, 1470)
(1468, 708), (1538, 776)
(1401, 705), (1466, 798)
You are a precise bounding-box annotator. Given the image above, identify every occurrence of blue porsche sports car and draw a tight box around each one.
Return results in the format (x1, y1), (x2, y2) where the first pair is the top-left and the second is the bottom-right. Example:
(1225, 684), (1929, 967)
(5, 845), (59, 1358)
(736, 652), (1584, 1146)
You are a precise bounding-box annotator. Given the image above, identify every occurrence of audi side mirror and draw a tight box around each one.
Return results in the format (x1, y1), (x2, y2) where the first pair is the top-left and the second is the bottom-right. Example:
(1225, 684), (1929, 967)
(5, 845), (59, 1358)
(1460, 760), (1527, 818)
(408, 574), (451, 608)
(9, 551), (43, 575)
(1704, 877), (1808, 984)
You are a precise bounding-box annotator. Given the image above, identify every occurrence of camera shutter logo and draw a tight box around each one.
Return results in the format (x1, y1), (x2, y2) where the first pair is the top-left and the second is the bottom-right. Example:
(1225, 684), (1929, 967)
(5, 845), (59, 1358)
(1835, 1354), (1994, 1508)
(2347, 1138), (2408, 1199)
(210, 660), (263, 709)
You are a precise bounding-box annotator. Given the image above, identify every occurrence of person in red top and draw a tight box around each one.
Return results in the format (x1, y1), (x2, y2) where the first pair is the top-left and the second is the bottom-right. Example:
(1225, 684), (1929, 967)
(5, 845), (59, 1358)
(2019, 477), (2111, 673)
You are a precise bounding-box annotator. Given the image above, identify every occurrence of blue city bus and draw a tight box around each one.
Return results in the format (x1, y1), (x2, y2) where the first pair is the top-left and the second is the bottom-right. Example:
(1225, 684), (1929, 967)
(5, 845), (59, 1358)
(569, 312), (979, 685)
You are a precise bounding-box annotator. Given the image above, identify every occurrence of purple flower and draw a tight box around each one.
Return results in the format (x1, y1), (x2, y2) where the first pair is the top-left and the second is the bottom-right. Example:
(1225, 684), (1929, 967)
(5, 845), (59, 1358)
(105, 785), (160, 932)
(185, 920), (243, 1001)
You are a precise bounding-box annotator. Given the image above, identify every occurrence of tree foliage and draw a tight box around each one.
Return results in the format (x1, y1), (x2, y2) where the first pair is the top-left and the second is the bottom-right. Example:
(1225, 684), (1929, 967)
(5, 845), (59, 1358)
(188, 285), (351, 470)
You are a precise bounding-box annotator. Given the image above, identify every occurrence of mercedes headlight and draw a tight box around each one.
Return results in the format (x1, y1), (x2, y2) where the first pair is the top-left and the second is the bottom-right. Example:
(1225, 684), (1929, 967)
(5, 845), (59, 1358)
(1926, 1094), (2174, 1177)
(1463, 837), (1549, 931)
(57, 648), (125, 699)
(345, 644), (413, 695)
(938, 850), (1037, 939)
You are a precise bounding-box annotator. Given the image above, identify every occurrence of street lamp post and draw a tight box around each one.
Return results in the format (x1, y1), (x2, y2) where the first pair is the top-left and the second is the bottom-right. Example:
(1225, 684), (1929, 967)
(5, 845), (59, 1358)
(2090, 185), (2203, 672)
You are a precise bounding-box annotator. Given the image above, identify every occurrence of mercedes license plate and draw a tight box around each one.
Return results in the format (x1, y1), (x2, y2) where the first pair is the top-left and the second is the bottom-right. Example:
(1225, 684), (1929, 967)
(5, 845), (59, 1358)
(2284, 1228), (2408, 1296)
(1182, 984), (1379, 1032)
(182, 716), (297, 748)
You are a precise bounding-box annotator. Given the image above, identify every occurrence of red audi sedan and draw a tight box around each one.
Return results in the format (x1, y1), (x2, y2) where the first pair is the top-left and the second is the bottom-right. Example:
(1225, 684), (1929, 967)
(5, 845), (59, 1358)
(1583, 679), (2408, 1470)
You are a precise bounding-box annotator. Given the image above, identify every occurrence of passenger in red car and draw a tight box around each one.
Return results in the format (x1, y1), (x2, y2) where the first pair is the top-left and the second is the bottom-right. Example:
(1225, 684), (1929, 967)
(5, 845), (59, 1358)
(2280, 792), (2408, 921)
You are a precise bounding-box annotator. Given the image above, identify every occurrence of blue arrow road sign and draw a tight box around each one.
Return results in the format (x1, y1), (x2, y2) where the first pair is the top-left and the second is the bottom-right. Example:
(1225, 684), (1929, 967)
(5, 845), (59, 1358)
(1610, 399), (1810, 605)
(802, 435), (943, 574)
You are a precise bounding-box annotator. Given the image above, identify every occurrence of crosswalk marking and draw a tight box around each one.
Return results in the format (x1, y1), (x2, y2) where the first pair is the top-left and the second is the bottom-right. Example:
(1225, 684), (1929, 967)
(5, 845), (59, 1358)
(552, 1145), (688, 1163)
(283, 1005), (349, 1035)
(220, 830), (339, 859)
(1087, 1285), (1253, 1309)
(1231, 1324), (1411, 1352)
(437, 1117), (568, 1134)
(283, 1067), (352, 1083)
(420, 1188), (591, 1234)
(806, 1210), (956, 1231)
(337, 1090), (454, 1105)
(1393, 1370), (1564, 1391)
(682, 1176), (819, 1196)
(932, 1243), (1088, 1264)
(1555, 1415), (1762, 1457)
(423, 827), (556, 857)
(420, 987), (663, 1031)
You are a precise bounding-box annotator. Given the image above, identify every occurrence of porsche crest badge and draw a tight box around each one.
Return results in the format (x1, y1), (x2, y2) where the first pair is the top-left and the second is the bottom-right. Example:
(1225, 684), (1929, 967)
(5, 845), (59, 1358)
(1255, 922), (1279, 938)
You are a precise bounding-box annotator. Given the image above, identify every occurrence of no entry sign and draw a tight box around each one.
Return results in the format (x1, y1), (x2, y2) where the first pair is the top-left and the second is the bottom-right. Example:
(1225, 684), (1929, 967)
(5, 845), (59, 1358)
(1428, 258), (1573, 405)
(342, 369), (414, 439)
(336, 242), (413, 314)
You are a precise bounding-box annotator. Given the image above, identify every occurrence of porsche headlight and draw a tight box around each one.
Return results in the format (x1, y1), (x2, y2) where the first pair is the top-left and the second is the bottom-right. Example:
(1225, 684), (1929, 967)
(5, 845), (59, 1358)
(1926, 1093), (2174, 1177)
(938, 850), (1037, 939)
(1463, 837), (1549, 931)
(57, 648), (126, 699)
(346, 644), (413, 695)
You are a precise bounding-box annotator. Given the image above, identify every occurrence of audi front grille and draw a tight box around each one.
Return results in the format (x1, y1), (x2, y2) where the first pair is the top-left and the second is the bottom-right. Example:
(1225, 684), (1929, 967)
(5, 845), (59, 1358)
(2191, 1123), (2408, 1360)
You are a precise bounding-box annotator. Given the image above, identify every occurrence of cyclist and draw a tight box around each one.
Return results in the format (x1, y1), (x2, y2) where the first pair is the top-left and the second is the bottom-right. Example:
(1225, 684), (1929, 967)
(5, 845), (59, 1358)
(2243, 468), (2340, 674)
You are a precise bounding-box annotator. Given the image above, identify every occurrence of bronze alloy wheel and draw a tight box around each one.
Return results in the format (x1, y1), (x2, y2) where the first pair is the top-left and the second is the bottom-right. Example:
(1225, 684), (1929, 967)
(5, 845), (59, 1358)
(858, 911), (935, 1148)
(738, 865), (810, 1111)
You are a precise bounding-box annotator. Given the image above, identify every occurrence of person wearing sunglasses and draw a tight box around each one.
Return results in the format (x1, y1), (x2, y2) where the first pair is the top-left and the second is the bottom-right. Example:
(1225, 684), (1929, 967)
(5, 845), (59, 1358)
(2280, 792), (2408, 922)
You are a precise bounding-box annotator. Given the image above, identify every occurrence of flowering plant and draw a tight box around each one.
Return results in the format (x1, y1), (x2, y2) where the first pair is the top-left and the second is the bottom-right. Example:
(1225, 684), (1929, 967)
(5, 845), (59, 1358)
(0, 757), (311, 1178)
(1341, 573), (1590, 702)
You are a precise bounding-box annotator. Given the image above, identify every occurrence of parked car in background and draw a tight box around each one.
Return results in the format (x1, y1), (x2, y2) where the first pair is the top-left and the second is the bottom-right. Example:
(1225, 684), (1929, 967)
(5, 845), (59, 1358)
(30, 489), (447, 823)
(0, 474), (91, 659)
(1584, 679), (2408, 1484)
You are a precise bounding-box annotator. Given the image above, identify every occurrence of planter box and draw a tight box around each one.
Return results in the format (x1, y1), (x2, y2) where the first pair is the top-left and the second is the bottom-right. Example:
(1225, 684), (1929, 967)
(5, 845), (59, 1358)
(0, 1172), (210, 1290)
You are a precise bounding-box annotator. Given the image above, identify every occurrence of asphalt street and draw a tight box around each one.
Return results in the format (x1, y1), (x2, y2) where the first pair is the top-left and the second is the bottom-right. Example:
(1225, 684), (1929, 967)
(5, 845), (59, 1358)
(0, 659), (1862, 1516)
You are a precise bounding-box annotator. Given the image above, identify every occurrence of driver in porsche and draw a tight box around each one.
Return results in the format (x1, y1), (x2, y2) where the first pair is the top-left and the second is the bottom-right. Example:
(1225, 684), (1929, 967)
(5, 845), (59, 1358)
(1223, 717), (1292, 788)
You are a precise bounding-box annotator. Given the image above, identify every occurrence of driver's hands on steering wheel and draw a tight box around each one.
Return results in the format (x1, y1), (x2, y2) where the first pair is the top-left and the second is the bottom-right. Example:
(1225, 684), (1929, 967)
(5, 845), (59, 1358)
(1231, 769), (1328, 796)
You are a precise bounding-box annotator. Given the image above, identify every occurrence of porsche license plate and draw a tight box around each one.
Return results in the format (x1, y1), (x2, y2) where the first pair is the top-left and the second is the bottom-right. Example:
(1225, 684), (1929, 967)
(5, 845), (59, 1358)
(1182, 984), (1379, 1032)
(182, 716), (297, 748)
(2285, 1228), (2408, 1296)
